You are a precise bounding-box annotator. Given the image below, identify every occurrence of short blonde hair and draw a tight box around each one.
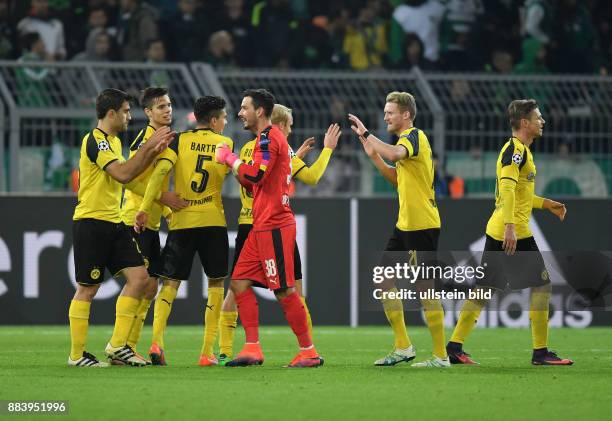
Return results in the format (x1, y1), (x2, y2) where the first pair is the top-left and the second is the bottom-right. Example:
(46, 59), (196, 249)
(386, 91), (417, 121)
(271, 103), (292, 126)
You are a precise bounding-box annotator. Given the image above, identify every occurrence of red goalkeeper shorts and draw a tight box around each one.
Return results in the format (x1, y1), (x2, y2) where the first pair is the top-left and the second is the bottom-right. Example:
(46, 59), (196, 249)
(231, 224), (296, 290)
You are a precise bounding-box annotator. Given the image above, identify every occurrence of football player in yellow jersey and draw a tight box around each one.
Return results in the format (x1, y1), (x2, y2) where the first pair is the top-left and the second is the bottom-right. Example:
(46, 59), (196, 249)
(216, 104), (341, 364)
(350, 91), (449, 368)
(447, 99), (573, 366)
(135, 96), (233, 366)
(68, 88), (179, 367)
(121, 87), (188, 362)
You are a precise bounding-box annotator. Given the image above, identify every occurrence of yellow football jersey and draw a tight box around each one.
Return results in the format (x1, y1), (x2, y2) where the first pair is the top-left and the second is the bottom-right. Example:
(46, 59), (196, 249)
(237, 139), (308, 225)
(486, 137), (538, 240)
(121, 125), (170, 231)
(73, 127), (125, 223)
(395, 127), (441, 231)
(158, 128), (232, 230)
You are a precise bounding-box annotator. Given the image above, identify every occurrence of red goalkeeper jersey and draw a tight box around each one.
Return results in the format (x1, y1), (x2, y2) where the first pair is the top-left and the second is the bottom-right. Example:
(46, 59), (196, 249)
(237, 124), (295, 231)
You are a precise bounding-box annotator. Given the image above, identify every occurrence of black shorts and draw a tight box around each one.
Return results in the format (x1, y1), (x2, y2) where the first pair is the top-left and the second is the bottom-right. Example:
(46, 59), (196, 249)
(158, 226), (229, 281)
(232, 224), (303, 281)
(73, 218), (144, 285)
(383, 227), (439, 266)
(475, 235), (550, 291)
(127, 225), (162, 277)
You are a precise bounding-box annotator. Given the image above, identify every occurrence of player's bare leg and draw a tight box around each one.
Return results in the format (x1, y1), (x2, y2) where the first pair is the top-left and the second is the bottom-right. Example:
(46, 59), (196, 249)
(68, 284), (109, 367)
(226, 279), (264, 366)
(149, 278), (180, 365)
(199, 277), (225, 366)
(105, 266), (150, 366)
(530, 283), (573, 365)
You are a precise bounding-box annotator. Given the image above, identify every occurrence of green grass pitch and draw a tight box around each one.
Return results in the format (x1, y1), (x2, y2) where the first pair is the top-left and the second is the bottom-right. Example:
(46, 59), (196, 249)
(1, 326), (611, 420)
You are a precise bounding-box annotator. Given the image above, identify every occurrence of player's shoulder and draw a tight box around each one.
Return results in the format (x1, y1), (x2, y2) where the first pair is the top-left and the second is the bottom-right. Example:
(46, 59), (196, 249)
(500, 137), (526, 166)
(129, 124), (155, 151)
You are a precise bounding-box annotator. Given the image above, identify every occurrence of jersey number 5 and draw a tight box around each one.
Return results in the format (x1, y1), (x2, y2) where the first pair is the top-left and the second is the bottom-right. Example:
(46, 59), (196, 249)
(192, 154), (211, 193)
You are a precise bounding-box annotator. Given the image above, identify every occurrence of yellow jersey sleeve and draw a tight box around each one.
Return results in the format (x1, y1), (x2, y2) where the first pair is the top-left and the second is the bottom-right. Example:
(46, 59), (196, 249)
(158, 135), (179, 165)
(499, 140), (525, 182)
(396, 129), (419, 159)
(86, 131), (122, 170)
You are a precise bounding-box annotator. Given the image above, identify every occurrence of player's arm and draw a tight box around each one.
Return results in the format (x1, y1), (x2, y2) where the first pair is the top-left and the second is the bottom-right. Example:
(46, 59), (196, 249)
(499, 144), (523, 255)
(134, 159), (176, 233)
(358, 133), (397, 186)
(104, 126), (175, 183)
(348, 113), (407, 162)
(294, 124), (341, 185)
(533, 195), (567, 221)
(216, 134), (277, 187)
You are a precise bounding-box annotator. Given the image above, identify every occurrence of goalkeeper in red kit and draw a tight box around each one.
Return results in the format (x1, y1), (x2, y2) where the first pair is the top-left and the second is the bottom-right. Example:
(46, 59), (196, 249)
(215, 89), (323, 368)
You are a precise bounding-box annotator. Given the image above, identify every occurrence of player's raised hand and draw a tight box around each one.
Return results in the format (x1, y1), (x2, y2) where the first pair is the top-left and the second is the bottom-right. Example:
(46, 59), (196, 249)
(348, 113), (367, 137)
(134, 211), (148, 233)
(323, 123), (341, 150)
(359, 134), (375, 157)
(159, 191), (188, 211)
(147, 126), (176, 154)
(296, 137), (315, 159)
(547, 200), (567, 221)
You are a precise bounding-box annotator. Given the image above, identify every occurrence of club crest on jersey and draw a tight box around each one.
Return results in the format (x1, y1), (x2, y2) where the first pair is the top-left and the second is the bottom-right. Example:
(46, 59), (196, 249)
(98, 140), (110, 151)
(90, 268), (101, 280)
(512, 153), (522, 165)
(527, 172), (535, 181)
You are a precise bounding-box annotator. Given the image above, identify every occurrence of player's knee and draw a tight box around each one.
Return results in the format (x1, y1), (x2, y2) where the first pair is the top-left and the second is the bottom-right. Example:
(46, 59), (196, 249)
(163, 279), (181, 290)
(222, 290), (237, 311)
(208, 277), (225, 289)
(274, 287), (295, 300)
(144, 278), (159, 300)
(230, 279), (248, 295)
(74, 283), (100, 301)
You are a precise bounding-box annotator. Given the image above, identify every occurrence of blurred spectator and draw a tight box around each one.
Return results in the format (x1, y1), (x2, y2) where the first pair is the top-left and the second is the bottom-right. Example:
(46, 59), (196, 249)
(146, 38), (169, 87)
(481, 1), (520, 62)
(514, 37), (548, 74)
(162, 0), (208, 62)
(68, 6), (116, 59)
(289, 15), (334, 68)
(551, 0), (601, 74)
(394, 32), (434, 70)
(17, 0), (66, 60)
(390, 0), (445, 65)
(327, 6), (350, 68)
(342, 1), (388, 70)
(251, 0), (297, 68)
(0, 0), (15, 58)
(485, 48), (514, 73)
(16, 32), (53, 106)
(521, 0), (554, 44)
(213, 0), (252, 67)
(439, 0), (484, 70)
(206, 30), (236, 69)
(116, 0), (158, 61)
(72, 30), (113, 61)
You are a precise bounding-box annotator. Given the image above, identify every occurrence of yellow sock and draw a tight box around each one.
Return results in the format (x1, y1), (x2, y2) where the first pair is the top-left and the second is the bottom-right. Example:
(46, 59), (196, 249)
(382, 288), (411, 349)
(450, 299), (484, 345)
(530, 291), (550, 349)
(152, 285), (177, 349)
(422, 299), (447, 359)
(109, 296), (140, 348)
(219, 310), (238, 357)
(300, 296), (313, 338)
(127, 298), (152, 350)
(201, 287), (224, 356)
(69, 300), (91, 361)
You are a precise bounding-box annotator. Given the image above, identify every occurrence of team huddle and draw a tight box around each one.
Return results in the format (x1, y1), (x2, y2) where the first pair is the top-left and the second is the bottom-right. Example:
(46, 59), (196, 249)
(68, 86), (573, 368)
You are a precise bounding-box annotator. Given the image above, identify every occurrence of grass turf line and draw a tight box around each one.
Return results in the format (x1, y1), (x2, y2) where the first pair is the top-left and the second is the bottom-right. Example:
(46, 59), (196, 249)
(0, 326), (611, 420)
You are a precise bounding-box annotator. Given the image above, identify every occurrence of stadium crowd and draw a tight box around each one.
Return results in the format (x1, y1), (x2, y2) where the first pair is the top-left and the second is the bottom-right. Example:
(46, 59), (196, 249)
(1, 0), (611, 74)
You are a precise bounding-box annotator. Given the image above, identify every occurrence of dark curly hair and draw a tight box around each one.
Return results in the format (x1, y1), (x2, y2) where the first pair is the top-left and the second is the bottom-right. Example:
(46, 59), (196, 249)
(194, 96), (227, 124)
